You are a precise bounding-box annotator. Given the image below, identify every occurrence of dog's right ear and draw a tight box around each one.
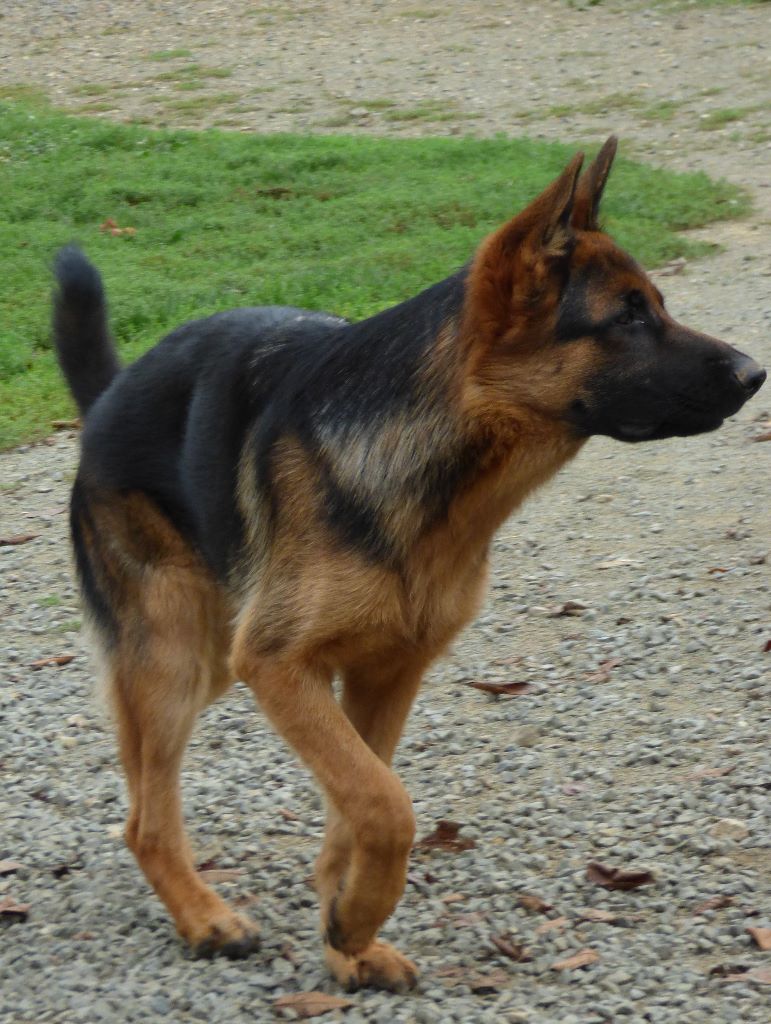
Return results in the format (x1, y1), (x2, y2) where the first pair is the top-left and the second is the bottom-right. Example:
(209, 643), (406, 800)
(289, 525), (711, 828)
(464, 152), (584, 346)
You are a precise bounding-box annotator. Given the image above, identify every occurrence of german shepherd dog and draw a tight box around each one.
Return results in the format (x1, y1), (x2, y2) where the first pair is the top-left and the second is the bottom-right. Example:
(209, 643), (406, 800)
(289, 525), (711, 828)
(53, 138), (765, 991)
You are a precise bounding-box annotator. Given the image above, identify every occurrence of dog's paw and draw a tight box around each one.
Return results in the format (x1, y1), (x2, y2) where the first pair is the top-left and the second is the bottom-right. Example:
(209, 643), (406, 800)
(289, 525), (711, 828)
(186, 911), (261, 960)
(325, 940), (418, 993)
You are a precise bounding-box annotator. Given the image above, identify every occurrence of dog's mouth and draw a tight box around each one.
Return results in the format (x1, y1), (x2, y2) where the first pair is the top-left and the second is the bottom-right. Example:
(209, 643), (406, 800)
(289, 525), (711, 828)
(616, 420), (658, 441)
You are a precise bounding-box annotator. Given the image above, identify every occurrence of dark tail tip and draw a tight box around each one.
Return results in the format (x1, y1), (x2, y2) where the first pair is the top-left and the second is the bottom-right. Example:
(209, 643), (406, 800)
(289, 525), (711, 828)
(53, 246), (120, 415)
(54, 245), (105, 309)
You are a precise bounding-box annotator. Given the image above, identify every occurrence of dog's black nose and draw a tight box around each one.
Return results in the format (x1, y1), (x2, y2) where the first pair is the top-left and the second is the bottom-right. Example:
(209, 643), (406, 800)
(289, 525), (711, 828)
(732, 355), (766, 396)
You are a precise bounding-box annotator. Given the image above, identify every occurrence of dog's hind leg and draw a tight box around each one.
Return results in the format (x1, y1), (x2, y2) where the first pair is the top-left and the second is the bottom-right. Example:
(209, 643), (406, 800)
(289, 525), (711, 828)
(111, 640), (259, 959)
(236, 645), (425, 991)
(83, 493), (259, 958)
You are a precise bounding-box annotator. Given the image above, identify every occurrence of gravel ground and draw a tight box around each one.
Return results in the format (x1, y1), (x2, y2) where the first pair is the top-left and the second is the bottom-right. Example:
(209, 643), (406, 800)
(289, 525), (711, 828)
(1, 2), (770, 1023)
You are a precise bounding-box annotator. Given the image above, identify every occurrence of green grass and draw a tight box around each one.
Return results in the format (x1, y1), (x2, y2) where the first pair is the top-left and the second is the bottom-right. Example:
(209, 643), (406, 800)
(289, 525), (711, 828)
(146, 48), (194, 61)
(570, 0), (764, 6)
(49, 619), (82, 635)
(398, 7), (443, 16)
(383, 100), (481, 124)
(71, 83), (116, 97)
(698, 106), (757, 130)
(0, 98), (750, 449)
(658, 0), (767, 7)
(642, 99), (682, 122)
(163, 92), (242, 115)
(546, 91), (668, 119)
(151, 63), (234, 85)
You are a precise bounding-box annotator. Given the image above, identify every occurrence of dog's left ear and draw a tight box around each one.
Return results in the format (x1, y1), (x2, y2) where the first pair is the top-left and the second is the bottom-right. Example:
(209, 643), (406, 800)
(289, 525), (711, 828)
(571, 135), (618, 231)
(464, 152), (584, 345)
(525, 150), (586, 257)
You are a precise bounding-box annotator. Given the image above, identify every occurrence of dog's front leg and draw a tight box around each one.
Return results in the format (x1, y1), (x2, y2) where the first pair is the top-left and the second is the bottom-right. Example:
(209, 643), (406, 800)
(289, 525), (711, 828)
(321, 656), (428, 991)
(235, 648), (419, 991)
(315, 657), (424, 916)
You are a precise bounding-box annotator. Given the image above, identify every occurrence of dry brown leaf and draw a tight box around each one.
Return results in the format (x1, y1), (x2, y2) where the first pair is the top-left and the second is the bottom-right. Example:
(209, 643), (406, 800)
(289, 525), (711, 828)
(434, 965), (464, 979)
(451, 910), (488, 927)
(518, 893), (553, 915)
(692, 895), (733, 915)
(274, 991), (354, 1018)
(747, 927), (771, 951)
(491, 933), (532, 962)
(468, 969), (509, 993)
(30, 655), (75, 670)
(586, 861), (654, 891)
(0, 534), (38, 547)
(51, 419), (81, 430)
(685, 764), (735, 781)
(0, 896), (30, 920)
(414, 820), (475, 853)
(233, 891), (261, 911)
(721, 965), (771, 984)
(440, 892), (466, 904)
(52, 857), (84, 879)
(466, 680), (533, 696)
(576, 907), (619, 923)
(435, 965), (508, 992)
(535, 916), (569, 935)
(551, 947), (600, 971)
(100, 218), (137, 238)
(280, 943), (299, 966)
(652, 257), (687, 277)
(547, 600), (588, 618)
(751, 431), (771, 443)
(596, 557), (642, 570)
(279, 807), (300, 821)
(197, 868), (244, 883)
(709, 962), (748, 978)
(583, 658), (621, 684)
(764, 639), (771, 654)
(0, 861), (24, 876)
(490, 654), (525, 668)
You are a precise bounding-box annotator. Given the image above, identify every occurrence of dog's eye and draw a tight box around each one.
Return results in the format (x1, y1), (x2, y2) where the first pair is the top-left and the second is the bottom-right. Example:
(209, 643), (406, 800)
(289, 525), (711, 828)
(616, 309), (635, 326)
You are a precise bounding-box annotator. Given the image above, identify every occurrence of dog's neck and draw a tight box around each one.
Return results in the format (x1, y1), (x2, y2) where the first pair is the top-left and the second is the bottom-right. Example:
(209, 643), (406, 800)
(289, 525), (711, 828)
(434, 414), (585, 552)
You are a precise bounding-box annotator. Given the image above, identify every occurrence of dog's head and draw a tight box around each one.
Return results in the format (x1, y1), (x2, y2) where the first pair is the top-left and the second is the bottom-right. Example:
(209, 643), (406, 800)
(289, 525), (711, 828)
(462, 137), (765, 442)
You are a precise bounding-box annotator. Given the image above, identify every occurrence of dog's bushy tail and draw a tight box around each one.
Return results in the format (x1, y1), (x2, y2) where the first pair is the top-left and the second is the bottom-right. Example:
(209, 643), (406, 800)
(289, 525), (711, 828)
(53, 246), (120, 415)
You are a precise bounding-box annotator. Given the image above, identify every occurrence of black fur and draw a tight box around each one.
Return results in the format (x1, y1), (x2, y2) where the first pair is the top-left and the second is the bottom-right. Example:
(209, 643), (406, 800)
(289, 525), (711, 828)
(69, 478), (118, 642)
(53, 247), (121, 415)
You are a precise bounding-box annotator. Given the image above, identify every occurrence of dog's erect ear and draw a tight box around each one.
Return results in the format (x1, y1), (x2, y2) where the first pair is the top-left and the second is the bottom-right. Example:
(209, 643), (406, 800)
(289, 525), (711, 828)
(531, 150), (586, 255)
(464, 152), (584, 345)
(571, 135), (618, 231)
